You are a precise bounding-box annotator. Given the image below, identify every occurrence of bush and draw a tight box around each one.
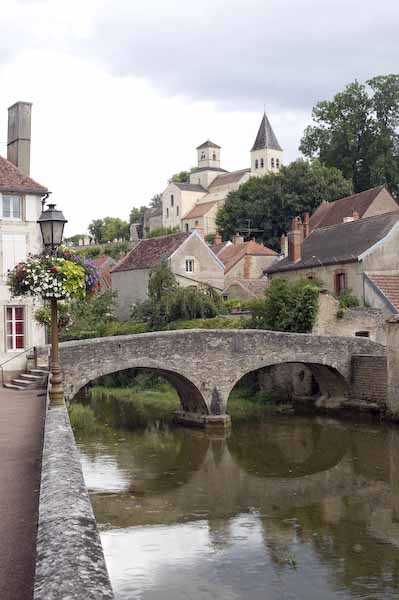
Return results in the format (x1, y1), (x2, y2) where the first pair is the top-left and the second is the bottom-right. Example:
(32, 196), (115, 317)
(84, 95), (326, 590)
(164, 317), (243, 330)
(247, 278), (320, 333)
(68, 403), (98, 432)
(338, 289), (360, 309)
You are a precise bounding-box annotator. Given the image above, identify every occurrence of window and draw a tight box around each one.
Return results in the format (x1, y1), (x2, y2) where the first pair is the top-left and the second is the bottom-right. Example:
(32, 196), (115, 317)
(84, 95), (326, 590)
(166, 207), (169, 218)
(334, 271), (347, 296)
(6, 306), (25, 351)
(185, 258), (195, 273)
(2, 195), (21, 220)
(201, 151), (206, 160)
(260, 158), (264, 168)
(170, 194), (174, 207)
(271, 158), (275, 168)
(185, 223), (189, 232)
(176, 205), (179, 216)
(276, 158), (280, 168)
(255, 159), (259, 169)
(212, 152), (217, 161)
(355, 331), (370, 338)
(2, 234), (27, 276)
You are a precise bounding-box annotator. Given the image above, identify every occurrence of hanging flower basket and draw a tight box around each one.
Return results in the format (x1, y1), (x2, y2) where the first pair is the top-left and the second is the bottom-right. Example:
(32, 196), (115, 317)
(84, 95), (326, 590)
(7, 247), (100, 300)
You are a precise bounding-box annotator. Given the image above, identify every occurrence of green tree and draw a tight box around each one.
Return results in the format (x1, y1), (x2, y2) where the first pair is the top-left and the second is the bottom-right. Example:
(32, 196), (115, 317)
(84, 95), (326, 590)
(149, 194), (162, 208)
(129, 206), (146, 224)
(89, 217), (130, 243)
(248, 278), (320, 333)
(169, 170), (194, 183)
(300, 75), (399, 194)
(216, 159), (352, 250)
(88, 219), (105, 244)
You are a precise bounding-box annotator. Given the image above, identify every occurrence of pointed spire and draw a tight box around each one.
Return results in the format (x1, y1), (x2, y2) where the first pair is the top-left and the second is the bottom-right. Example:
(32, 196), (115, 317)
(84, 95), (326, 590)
(251, 112), (282, 152)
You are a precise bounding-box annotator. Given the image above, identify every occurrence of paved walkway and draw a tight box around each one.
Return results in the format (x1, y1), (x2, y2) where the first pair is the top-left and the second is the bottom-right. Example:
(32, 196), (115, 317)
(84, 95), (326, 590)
(0, 388), (46, 600)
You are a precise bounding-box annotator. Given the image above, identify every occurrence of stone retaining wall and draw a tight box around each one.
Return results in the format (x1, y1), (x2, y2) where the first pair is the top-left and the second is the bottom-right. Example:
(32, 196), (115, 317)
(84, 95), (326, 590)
(34, 406), (114, 600)
(351, 355), (388, 405)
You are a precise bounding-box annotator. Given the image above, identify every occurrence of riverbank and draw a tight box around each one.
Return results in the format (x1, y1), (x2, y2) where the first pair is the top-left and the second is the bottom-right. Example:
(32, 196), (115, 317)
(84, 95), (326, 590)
(69, 383), (292, 432)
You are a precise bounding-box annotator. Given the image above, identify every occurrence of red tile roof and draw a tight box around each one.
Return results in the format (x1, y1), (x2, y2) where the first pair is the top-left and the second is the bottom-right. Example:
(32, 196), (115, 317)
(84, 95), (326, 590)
(223, 278), (268, 298)
(91, 255), (115, 269)
(367, 274), (399, 312)
(111, 232), (190, 272)
(218, 240), (277, 273)
(0, 155), (47, 193)
(309, 185), (390, 231)
(182, 201), (217, 220)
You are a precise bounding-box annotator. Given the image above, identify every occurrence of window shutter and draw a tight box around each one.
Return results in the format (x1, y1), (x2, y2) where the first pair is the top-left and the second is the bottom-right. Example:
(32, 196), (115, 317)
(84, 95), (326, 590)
(2, 234), (27, 275)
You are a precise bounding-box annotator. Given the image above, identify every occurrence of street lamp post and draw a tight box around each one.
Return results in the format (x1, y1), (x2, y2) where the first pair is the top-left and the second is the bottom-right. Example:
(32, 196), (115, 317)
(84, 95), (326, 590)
(37, 204), (67, 407)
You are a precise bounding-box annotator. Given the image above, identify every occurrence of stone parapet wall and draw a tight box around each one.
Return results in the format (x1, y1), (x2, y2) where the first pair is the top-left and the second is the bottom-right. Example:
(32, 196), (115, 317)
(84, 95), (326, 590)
(351, 355), (388, 405)
(34, 406), (114, 600)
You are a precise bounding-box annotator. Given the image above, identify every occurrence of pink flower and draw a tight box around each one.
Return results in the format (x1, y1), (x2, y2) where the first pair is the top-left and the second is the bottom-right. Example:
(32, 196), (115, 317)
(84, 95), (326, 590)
(49, 267), (57, 273)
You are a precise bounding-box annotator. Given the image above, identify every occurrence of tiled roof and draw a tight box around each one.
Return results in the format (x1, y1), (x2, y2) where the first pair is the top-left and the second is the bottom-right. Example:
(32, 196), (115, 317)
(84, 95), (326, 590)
(196, 140), (221, 149)
(190, 166), (227, 174)
(208, 168), (250, 189)
(91, 255), (116, 268)
(266, 210), (399, 274)
(173, 182), (207, 192)
(0, 155), (47, 193)
(182, 201), (217, 220)
(219, 240), (277, 273)
(210, 241), (230, 255)
(251, 112), (282, 152)
(223, 278), (267, 298)
(309, 185), (390, 230)
(367, 274), (399, 312)
(111, 232), (190, 272)
(91, 255), (116, 289)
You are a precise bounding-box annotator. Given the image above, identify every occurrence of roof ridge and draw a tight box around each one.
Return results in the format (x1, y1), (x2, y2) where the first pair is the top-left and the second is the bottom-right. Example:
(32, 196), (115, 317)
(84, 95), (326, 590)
(309, 208), (399, 234)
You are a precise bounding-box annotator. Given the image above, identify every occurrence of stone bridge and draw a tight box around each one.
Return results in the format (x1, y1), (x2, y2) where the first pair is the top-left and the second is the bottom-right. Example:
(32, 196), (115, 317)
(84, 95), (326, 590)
(60, 329), (386, 426)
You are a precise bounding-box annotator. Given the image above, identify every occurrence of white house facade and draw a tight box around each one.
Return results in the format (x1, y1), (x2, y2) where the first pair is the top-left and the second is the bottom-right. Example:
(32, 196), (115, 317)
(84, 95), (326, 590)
(0, 102), (47, 379)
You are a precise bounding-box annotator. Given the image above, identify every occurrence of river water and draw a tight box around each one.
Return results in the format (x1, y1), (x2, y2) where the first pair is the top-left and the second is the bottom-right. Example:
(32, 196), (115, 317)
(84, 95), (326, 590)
(76, 416), (399, 599)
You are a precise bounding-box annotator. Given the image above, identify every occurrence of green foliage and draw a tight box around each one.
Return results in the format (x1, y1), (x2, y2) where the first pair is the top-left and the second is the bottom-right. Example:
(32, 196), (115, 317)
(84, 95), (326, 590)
(248, 278), (320, 333)
(89, 386), (179, 429)
(129, 206), (146, 224)
(132, 263), (223, 328)
(149, 194), (162, 208)
(60, 290), (117, 341)
(76, 241), (130, 260)
(338, 289), (360, 309)
(68, 403), (98, 432)
(64, 234), (86, 245)
(205, 233), (216, 244)
(300, 75), (399, 194)
(147, 226), (179, 238)
(34, 302), (71, 330)
(169, 170), (192, 183)
(88, 216), (130, 243)
(216, 159), (352, 250)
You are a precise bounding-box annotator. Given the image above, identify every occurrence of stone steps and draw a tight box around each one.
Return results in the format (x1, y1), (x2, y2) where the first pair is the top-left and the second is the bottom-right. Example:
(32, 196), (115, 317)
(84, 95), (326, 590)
(4, 368), (49, 391)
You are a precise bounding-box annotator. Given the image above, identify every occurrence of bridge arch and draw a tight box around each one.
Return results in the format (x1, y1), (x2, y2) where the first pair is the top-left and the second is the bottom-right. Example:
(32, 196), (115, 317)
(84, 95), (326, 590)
(67, 362), (209, 415)
(226, 359), (349, 410)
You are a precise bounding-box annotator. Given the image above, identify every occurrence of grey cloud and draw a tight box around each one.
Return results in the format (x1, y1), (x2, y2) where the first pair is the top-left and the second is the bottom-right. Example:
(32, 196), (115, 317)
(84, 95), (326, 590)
(76, 0), (399, 112)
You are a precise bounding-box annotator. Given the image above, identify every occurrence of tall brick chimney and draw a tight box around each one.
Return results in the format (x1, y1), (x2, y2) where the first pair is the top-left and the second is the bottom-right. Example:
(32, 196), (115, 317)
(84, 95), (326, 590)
(303, 212), (310, 238)
(280, 234), (288, 256)
(7, 101), (32, 175)
(288, 217), (302, 262)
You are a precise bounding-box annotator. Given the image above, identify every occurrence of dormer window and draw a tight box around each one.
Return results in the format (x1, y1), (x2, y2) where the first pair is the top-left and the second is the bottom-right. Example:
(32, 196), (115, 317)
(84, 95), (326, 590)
(260, 158), (264, 168)
(271, 158), (275, 168)
(2, 194), (21, 220)
(170, 194), (174, 207)
(255, 159), (259, 169)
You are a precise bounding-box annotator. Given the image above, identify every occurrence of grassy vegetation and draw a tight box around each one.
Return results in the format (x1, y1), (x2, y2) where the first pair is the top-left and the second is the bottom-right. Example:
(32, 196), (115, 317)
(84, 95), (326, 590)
(227, 387), (292, 423)
(68, 403), (98, 432)
(89, 385), (180, 429)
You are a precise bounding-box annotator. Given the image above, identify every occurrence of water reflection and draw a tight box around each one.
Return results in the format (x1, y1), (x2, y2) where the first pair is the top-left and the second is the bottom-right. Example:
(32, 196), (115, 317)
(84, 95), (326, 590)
(77, 417), (399, 599)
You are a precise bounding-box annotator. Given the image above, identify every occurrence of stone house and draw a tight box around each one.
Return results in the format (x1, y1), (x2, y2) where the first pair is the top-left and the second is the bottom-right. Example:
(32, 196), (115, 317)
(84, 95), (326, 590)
(217, 234), (277, 286)
(309, 185), (397, 231)
(162, 112), (283, 235)
(266, 210), (399, 316)
(111, 230), (225, 320)
(0, 102), (48, 379)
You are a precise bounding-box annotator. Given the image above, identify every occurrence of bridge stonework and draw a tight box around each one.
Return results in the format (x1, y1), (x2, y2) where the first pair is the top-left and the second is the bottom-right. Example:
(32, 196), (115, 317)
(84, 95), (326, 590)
(60, 329), (386, 425)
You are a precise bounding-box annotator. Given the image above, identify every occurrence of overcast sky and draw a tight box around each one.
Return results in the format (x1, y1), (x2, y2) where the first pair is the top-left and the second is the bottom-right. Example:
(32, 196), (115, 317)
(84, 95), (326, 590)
(1, 0), (398, 235)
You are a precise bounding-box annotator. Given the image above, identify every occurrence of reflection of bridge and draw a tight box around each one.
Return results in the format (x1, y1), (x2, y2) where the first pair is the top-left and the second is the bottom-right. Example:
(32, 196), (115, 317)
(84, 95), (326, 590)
(61, 329), (385, 426)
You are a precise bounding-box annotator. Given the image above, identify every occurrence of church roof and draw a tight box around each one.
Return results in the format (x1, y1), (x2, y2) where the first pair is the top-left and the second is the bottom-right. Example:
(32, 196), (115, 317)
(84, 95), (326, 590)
(173, 182), (207, 192)
(182, 201), (217, 220)
(0, 155), (47, 194)
(251, 112), (282, 152)
(196, 140), (221, 150)
(190, 166), (227, 174)
(209, 168), (250, 189)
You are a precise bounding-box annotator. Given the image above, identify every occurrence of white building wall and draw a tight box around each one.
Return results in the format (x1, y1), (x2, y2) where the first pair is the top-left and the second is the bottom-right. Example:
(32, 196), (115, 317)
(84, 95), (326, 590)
(250, 148), (283, 177)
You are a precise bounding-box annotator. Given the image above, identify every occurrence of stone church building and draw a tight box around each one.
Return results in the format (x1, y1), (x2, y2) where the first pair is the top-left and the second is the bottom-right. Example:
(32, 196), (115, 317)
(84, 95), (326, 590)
(161, 112), (283, 236)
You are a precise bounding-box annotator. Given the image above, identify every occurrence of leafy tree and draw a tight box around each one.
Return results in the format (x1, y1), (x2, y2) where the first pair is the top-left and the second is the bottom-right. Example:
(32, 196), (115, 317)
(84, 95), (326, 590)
(64, 234), (86, 245)
(300, 75), (399, 194)
(170, 170), (191, 183)
(149, 194), (162, 208)
(148, 260), (177, 303)
(129, 206), (146, 224)
(216, 159), (352, 250)
(147, 226), (179, 238)
(248, 278), (320, 333)
(88, 217), (130, 243)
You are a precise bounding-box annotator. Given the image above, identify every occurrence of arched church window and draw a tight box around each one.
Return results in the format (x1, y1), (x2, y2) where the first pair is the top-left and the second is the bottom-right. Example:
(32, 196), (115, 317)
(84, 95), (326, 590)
(260, 158), (264, 168)
(271, 158), (275, 168)
(212, 152), (217, 161)
(201, 151), (206, 160)
(255, 159), (259, 169)
(276, 158), (280, 168)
